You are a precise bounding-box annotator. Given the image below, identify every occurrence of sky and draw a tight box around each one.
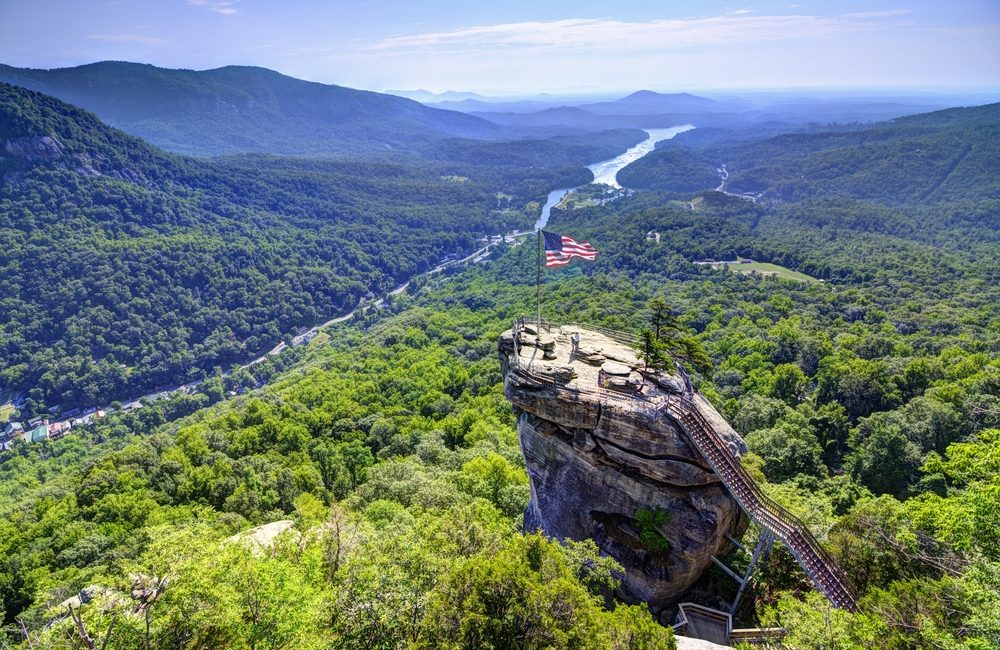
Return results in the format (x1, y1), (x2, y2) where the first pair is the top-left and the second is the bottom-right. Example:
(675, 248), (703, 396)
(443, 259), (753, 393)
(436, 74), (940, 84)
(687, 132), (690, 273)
(1, 0), (998, 95)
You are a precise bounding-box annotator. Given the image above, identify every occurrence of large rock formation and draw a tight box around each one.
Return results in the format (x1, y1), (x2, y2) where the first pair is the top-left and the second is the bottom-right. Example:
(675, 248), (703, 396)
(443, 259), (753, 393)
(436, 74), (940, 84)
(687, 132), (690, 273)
(499, 324), (748, 609)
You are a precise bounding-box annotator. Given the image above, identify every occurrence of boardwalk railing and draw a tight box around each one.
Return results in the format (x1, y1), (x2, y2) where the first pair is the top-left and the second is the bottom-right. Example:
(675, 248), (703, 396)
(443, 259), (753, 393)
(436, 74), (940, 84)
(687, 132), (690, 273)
(662, 395), (858, 611)
(506, 317), (859, 611)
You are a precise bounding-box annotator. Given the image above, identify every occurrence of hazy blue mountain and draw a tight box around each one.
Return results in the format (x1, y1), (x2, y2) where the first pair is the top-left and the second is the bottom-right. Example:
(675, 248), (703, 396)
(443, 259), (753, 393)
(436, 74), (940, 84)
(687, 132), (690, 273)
(580, 90), (723, 115)
(0, 61), (500, 157)
(469, 106), (608, 129)
(454, 90), (979, 134)
(386, 89), (491, 103)
(435, 98), (564, 113)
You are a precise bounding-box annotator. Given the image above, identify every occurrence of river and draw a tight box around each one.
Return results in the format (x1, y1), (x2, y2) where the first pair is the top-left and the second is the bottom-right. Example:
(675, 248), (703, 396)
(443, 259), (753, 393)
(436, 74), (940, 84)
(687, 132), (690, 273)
(588, 125), (694, 188)
(20, 126), (693, 433)
(534, 124), (694, 231)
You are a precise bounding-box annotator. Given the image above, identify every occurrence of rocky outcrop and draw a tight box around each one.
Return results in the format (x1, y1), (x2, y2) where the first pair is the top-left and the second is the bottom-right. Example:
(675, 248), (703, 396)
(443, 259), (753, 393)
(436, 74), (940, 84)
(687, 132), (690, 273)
(4, 135), (64, 161)
(227, 519), (298, 551)
(499, 324), (747, 609)
(2, 134), (145, 185)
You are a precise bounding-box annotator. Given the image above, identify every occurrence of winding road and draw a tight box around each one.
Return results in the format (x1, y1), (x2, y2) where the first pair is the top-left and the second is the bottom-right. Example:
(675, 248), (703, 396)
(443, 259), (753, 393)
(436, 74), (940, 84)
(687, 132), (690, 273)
(32, 230), (531, 429)
(29, 125), (693, 431)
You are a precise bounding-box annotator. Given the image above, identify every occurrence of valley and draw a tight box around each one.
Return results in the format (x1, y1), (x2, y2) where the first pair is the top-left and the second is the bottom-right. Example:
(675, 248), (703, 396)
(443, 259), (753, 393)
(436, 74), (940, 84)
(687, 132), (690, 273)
(0, 36), (997, 650)
(3, 121), (697, 447)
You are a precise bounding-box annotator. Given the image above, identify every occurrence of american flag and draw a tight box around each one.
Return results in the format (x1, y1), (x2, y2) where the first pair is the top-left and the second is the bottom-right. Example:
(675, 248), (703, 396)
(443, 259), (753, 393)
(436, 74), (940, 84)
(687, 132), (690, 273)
(543, 230), (598, 267)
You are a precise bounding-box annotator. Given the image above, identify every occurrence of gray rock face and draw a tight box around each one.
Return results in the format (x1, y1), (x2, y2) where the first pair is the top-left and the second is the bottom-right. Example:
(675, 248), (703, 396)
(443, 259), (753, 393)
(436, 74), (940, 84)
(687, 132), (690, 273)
(500, 325), (748, 609)
(2, 135), (146, 185)
(5, 135), (64, 161)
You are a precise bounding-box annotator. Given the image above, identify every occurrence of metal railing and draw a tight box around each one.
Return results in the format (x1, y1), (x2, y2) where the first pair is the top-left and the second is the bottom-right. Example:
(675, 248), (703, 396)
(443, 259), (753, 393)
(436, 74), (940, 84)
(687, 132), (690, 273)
(729, 627), (787, 643)
(510, 316), (693, 394)
(663, 395), (859, 610)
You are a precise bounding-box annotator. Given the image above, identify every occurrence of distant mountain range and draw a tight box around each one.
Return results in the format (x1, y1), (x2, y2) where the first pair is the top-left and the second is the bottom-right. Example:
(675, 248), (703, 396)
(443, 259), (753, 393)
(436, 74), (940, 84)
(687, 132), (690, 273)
(386, 89), (622, 107)
(385, 89), (492, 103)
(3, 63), (975, 160)
(435, 89), (974, 132)
(580, 90), (726, 115)
(0, 61), (501, 157)
(429, 90), (725, 115)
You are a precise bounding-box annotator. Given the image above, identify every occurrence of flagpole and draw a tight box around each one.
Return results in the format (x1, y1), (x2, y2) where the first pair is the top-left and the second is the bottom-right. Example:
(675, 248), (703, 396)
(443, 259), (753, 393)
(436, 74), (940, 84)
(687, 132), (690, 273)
(536, 229), (542, 333)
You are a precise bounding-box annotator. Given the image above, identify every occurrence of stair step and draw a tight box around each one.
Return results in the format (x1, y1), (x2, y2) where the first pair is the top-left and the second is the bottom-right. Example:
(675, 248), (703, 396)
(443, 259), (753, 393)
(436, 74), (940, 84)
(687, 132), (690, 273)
(665, 397), (858, 611)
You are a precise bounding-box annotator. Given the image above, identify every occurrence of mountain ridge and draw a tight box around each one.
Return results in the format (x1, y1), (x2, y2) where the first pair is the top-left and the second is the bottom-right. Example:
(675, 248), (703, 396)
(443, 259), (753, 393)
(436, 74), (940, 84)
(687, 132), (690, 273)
(0, 61), (501, 157)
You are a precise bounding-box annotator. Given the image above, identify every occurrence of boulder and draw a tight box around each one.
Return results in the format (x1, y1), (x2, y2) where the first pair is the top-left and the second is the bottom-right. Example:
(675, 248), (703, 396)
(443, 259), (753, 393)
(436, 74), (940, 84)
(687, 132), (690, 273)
(227, 520), (298, 551)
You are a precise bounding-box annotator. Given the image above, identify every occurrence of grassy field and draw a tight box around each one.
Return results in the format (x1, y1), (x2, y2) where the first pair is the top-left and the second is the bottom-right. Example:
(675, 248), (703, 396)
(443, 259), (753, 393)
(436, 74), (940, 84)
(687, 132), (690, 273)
(714, 261), (821, 283)
(0, 403), (14, 423)
(559, 195), (598, 209)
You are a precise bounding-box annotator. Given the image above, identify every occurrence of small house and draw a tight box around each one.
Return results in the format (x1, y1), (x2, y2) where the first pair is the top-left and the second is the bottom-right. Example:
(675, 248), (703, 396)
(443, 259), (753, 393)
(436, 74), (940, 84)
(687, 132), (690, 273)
(49, 421), (71, 438)
(291, 331), (318, 347)
(27, 422), (49, 443)
(3, 421), (23, 437)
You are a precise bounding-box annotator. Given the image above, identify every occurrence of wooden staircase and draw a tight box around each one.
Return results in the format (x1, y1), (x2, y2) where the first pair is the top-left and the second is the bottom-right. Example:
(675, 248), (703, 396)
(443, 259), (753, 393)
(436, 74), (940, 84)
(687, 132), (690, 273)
(664, 395), (859, 611)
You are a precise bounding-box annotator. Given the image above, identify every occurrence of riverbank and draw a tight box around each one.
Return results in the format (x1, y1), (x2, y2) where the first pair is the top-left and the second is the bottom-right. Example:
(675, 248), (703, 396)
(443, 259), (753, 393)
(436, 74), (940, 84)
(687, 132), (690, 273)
(535, 125), (694, 232)
(4, 125), (693, 440)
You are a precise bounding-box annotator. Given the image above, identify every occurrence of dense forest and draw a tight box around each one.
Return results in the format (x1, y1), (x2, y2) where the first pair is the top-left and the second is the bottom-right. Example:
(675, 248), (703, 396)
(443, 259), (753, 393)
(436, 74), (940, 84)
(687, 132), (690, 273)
(1, 75), (997, 648)
(0, 84), (640, 412)
(2, 144), (998, 645)
(618, 103), (1000, 205)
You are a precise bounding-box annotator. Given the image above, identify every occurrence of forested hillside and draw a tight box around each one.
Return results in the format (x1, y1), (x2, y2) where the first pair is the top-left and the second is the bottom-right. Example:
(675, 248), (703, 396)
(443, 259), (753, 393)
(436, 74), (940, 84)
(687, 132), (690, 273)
(618, 103), (1000, 204)
(2, 169), (997, 646)
(1, 74), (998, 649)
(0, 62), (501, 157)
(0, 84), (639, 412)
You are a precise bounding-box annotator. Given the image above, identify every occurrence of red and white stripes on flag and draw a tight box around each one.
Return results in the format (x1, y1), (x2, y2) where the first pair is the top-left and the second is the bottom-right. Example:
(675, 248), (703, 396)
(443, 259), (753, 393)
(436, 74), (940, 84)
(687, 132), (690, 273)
(542, 230), (598, 267)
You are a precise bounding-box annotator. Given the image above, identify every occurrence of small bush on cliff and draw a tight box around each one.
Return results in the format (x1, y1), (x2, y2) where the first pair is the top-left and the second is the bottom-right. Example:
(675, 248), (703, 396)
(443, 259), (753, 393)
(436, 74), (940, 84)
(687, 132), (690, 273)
(636, 507), (672, 554)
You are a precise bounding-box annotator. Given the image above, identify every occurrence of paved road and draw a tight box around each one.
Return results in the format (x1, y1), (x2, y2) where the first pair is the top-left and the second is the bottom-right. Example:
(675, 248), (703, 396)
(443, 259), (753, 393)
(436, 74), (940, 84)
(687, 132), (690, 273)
(36, 230), (533, 429)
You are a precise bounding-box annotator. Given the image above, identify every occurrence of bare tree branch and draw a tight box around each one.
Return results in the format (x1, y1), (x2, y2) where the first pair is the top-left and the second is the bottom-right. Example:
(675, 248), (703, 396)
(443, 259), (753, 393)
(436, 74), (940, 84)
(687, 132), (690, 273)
(16, 617), (36, 650)
(67, 604), (96, 650)
(99, 615), (117, 650)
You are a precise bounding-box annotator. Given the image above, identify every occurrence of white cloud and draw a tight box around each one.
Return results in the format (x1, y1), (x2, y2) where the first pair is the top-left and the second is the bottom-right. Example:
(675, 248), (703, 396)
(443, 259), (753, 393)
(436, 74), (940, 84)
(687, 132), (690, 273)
(88, 33), (168, 45)
(841, 10), (911, 18)
(188, 0), (239, 16)
(370, 12), (909, 55)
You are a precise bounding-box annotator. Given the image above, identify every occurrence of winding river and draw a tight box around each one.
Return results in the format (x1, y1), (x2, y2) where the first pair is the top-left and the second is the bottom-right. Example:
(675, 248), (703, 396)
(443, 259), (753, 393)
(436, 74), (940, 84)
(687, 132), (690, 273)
(26, 126), (695, 430)
(534, 124), (694, 231)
